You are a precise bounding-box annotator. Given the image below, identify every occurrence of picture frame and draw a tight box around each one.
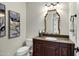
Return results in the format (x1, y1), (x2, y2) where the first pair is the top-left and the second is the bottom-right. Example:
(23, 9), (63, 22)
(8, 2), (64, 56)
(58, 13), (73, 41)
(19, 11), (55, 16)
(8, 10), (20, 39)
(0, 3), (6, 38)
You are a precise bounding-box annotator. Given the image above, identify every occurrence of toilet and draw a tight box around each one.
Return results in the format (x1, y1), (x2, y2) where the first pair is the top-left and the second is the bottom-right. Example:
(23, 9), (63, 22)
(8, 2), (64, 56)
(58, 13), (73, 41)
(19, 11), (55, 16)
(16, 39), (32, 56)
(16, 46), (30, 56)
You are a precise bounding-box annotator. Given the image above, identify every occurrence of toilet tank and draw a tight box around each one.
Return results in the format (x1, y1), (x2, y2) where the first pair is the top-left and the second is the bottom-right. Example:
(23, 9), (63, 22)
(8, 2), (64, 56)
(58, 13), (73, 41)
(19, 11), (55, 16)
(22, 39), (32, 47)
(26, 39), (33, 47)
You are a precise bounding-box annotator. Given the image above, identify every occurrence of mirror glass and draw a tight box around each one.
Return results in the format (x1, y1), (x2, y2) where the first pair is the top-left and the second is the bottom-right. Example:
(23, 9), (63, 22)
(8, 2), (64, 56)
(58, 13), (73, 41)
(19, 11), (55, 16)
(44, 9), (60, 34)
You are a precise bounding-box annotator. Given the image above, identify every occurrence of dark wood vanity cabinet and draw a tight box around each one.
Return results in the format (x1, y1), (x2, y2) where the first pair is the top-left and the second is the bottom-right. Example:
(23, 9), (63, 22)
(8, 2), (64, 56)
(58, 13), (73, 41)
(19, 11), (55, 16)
(33, 38), (75, 56)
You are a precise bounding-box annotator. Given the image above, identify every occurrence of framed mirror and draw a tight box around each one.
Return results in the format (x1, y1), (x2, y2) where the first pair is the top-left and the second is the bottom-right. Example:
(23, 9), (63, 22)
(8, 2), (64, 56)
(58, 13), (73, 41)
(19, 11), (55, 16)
(44, 9), (60, 34)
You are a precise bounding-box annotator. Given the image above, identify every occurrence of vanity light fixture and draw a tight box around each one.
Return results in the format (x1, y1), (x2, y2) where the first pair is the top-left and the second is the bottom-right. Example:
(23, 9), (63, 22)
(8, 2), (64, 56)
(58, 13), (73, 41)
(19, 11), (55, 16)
(0, 11), (5, 17)
(45, 2), (59, 7)
(45, 2), (59, 10)
(50, 2), (59, 6)
(0, 13), (5, 17)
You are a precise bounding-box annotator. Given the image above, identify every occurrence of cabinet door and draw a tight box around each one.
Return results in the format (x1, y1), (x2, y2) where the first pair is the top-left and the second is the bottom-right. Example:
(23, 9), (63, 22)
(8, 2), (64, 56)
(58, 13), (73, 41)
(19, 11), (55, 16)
(60, 44), (74, 56)
(44, 41), (60, 56)
(60, 47), (69, 56)
(44, 46), (56, 56)
(36, 43), (44, 56)
(55, 47), (61, 56)
(60, 43), (71, 56)
(33, 42), (44, 56)
(44, 46), (60, 56)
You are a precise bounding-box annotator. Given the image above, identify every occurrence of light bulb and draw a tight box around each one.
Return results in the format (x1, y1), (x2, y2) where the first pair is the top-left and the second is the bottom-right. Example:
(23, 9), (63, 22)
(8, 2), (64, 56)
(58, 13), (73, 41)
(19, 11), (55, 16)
(0, 13), (5, 17)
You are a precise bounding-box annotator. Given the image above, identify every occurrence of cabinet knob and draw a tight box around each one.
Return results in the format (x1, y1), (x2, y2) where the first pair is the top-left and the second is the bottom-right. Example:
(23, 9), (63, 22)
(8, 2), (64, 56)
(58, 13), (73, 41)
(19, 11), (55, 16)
(36, 47), (39, 49)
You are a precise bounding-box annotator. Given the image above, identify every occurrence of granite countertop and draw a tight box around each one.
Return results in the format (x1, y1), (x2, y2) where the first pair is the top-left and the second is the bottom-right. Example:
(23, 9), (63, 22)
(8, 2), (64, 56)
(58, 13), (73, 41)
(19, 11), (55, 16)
(33, 36), (74, 44)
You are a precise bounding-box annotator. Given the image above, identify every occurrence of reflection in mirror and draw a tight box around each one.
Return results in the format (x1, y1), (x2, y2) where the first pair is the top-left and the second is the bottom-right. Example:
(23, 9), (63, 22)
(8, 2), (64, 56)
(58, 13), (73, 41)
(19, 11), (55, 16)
(44, 9), (60, 34)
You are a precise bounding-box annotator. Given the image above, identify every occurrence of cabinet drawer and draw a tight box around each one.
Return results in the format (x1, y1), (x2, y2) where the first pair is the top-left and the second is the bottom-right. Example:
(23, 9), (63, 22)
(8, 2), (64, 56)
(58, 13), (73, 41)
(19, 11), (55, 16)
(33, 39), (47, 44)
(45, 41), (59, 47)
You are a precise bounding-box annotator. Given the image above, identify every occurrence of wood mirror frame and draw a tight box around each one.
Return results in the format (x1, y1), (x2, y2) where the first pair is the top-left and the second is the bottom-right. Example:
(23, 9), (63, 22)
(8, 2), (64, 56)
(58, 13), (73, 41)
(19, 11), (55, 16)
(44, 9), (60, 34)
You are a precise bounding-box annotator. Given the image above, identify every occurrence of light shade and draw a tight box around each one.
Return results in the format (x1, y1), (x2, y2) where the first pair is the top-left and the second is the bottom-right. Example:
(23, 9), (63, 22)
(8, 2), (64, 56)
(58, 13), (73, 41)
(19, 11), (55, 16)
(0, 13), (5, 17)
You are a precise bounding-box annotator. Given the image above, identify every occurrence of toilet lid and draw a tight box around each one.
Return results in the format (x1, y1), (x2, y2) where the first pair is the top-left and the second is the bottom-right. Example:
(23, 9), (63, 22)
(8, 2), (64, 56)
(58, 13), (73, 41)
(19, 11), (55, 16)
(17, 46), (30, 53)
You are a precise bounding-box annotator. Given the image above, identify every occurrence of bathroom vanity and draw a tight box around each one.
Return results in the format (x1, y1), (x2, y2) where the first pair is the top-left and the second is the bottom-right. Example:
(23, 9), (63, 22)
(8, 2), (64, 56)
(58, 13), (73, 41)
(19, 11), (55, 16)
(33, 4), (75, 56)
(33, 34), (75, 56)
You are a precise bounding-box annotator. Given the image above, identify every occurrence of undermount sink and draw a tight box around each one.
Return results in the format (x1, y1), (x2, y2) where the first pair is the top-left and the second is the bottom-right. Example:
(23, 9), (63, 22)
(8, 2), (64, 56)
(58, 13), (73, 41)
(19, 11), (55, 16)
(45, 37), (57, 41)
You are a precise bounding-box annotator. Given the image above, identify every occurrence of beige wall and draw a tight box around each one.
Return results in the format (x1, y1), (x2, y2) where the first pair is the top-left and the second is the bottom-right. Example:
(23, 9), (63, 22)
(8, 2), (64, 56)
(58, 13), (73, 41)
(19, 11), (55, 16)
(69, 2), (77, 44)
(0, 2), (26, 56)
(59, 2), (69, 35)
(26, 2), (69, 38)
(69, 2), (79, 56)
(76, 2), (79, 55)
(26, 2), (45, 38)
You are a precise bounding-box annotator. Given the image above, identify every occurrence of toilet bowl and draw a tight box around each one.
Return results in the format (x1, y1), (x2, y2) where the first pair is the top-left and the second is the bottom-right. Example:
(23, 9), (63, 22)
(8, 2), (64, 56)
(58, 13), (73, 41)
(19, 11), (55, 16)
(16, 39), (32, 56)
(16, 46), (30, 56)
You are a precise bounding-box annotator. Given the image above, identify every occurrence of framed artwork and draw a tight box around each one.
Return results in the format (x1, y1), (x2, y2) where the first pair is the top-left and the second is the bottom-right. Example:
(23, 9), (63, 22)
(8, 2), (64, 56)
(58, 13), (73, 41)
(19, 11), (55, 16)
(0, 3), (6, 38)
(8, 10), (20, 38)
